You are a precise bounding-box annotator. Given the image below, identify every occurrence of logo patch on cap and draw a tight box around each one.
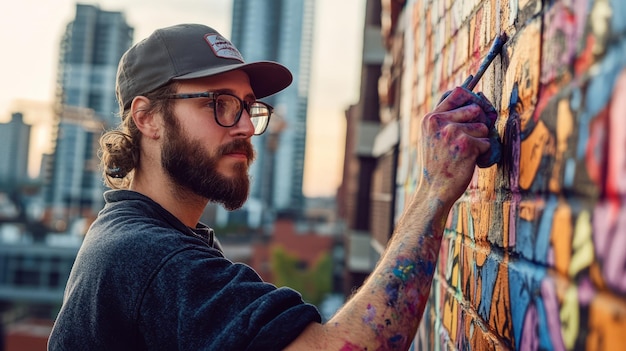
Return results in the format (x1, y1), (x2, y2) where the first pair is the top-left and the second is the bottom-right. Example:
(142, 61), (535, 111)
(204, 33), (244, 62)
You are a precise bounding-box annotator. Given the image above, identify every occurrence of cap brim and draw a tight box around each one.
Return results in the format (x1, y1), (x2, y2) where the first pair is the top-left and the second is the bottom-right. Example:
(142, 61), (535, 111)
(173, 61), (293, 99)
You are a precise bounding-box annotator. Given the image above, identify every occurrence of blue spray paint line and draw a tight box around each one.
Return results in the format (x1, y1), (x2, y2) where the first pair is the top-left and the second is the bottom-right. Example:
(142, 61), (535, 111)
(477, 253), (501, 320)
(610, 0), (626, 33)
(535, 194), (559, 264)
(535, 297), (554, 350)
(508, 257), (548, 350)
(514, 218), (537, 260)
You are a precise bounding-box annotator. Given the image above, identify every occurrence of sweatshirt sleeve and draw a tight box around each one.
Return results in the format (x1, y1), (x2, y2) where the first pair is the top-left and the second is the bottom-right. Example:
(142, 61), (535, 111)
(137, 247), (322, 351)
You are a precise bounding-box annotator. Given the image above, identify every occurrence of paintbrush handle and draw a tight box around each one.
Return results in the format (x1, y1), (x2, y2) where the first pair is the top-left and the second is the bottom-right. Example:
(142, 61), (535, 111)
(463, 33), (508, 91)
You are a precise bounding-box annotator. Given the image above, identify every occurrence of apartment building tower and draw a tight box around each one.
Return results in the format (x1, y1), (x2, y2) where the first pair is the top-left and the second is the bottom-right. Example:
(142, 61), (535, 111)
(45, 4), (133, 230)
(229, 0), (316, 222)
(0, 113), (31, 191)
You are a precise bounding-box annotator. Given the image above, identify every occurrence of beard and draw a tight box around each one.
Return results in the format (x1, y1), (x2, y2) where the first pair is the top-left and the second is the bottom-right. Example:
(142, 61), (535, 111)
(160, 112), (255, 211)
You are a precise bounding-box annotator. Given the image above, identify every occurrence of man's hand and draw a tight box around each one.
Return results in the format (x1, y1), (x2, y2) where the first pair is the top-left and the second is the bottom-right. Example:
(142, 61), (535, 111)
(420, 87), (496, 204)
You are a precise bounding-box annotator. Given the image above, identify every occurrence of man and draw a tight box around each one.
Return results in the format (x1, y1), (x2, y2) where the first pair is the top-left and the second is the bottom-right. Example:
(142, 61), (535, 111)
(48, 24), (496, 350)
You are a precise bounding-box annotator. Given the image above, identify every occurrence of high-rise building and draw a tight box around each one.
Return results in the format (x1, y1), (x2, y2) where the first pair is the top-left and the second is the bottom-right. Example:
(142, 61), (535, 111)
(0, 113), (31, 191)
(46, 106), (106, 231)
(45, 4), (133, 230)
(57, 4), (134, 127)
(230, 0), (316, 220)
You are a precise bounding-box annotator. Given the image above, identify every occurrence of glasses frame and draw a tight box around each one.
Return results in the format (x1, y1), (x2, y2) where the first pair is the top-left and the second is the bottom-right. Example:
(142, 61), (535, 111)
(162, 91), (273, 135)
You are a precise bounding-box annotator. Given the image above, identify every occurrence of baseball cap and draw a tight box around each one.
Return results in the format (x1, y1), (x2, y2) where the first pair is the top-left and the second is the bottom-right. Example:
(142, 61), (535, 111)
(115, 23), (293, 112)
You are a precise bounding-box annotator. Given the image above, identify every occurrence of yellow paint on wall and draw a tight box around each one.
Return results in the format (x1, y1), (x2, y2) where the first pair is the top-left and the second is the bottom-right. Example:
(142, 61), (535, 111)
(550, 99), (574, 193)
(551, 200), (573, 277)
(474, 249), (487, 311)
(519, 120), (551, 190)
(559, 285), (580, 349)
(569, 210), (594, 277)
(470, 201), (492, 243)
(587, 292), (626, 351)
(442, 294), (459, 343)
(502, 20), (541, 131)
(488, 257), (513, 342)
(462, 238), (478, 307)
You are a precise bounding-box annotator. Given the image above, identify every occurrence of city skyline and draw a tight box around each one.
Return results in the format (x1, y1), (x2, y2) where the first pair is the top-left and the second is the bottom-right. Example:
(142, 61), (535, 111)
(0, 0), (365, 197)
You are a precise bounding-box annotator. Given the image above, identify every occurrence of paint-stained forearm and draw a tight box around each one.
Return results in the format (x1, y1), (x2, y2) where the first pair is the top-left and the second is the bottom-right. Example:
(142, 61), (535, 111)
(285, 87), (496, 351)
(326, 188), (450, 350)
(284, 188), (450, 351)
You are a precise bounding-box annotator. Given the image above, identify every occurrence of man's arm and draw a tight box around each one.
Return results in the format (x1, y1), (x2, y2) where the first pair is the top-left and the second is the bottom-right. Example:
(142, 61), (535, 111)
(286, 87), (496, 350)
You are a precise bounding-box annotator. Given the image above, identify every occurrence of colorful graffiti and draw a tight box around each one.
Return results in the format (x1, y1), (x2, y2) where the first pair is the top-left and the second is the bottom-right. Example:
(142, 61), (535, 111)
(396, 0), (626, 349)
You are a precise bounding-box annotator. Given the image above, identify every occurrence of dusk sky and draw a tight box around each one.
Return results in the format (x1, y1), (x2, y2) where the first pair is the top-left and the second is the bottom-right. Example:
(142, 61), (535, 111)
(0, 0), (366, 197)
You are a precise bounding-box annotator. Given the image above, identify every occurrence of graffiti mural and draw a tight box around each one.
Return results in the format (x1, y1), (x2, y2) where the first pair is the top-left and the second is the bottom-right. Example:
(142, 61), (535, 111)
(395, 0), (626, 349)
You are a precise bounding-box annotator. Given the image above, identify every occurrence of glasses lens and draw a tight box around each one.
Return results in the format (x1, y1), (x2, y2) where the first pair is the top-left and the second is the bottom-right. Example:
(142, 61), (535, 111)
(249, 103), (270, 135)
(215, 95), (242, 127)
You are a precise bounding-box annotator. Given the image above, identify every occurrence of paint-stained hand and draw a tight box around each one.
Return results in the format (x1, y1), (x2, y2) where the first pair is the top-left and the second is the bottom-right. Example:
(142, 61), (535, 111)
(438, 90), (501, 168)
(473, 92), (501, 168)
(420, 87), (495, 203)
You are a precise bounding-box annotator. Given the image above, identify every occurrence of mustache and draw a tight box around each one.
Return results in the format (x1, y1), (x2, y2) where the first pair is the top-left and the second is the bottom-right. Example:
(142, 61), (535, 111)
(218, 139), (255, 160)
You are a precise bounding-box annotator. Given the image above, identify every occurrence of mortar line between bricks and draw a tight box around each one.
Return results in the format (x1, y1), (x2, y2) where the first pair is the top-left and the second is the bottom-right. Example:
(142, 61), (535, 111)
(435, 269), (511, 349)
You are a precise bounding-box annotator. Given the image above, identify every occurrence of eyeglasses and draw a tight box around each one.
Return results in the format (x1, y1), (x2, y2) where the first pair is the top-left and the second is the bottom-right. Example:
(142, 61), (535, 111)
(162, 91), (273, 135)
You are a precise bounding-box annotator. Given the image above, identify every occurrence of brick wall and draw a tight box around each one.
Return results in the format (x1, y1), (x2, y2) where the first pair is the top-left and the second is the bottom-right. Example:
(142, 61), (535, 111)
(382, 0), (626, 349)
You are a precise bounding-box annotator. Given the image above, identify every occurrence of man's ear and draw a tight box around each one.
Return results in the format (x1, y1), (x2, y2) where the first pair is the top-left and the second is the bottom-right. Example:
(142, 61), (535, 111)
(131, 96), (160, 140)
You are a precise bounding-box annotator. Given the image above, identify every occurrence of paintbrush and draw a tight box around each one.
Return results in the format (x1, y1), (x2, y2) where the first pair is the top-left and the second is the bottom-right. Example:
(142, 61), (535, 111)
(462, 32), (508, 91)
(446, 33), (508, 168)
(438, 33), (508, 104)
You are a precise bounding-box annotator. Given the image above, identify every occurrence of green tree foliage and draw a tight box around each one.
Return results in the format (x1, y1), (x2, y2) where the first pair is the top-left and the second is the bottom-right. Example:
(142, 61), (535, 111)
(270, 246), (332, 306)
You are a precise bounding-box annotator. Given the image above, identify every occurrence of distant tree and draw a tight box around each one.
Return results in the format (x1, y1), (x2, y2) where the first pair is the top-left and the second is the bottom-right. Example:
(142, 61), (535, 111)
(270, 246), (332, 307)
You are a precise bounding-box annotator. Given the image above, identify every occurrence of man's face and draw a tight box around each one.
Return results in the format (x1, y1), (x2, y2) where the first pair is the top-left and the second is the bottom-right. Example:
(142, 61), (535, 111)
(159, 71), (258, 210)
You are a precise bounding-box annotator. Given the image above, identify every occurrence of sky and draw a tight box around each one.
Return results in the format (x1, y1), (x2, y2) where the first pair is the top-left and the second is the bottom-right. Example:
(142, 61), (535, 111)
(0, 0), (365, 197)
